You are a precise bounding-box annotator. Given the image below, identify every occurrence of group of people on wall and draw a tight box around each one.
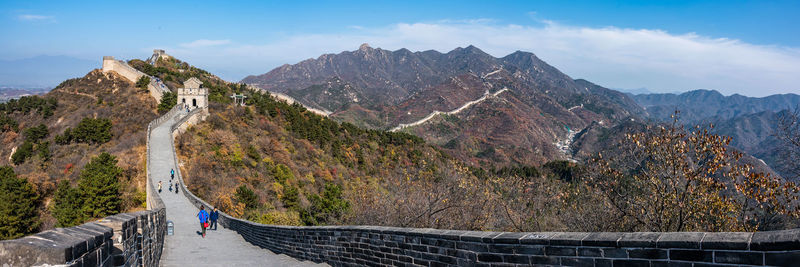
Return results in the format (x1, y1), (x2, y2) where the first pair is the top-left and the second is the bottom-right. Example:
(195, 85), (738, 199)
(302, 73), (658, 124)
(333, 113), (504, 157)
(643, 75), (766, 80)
(159, 168), (220, 238)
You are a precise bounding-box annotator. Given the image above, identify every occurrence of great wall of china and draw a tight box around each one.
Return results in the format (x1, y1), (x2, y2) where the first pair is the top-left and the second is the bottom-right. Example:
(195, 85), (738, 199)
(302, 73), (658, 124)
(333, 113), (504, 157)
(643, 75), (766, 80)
(1, 51), (799, 267)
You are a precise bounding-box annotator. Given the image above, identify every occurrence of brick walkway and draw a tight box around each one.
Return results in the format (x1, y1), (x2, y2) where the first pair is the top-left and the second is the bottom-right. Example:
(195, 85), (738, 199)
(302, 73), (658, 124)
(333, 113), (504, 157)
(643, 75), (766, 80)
(149, 111), (327, 266)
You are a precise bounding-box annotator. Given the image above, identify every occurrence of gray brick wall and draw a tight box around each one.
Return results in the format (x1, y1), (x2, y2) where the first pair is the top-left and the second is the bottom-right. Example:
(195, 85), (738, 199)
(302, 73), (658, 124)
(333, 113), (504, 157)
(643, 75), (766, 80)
(0, 208), (165, 267)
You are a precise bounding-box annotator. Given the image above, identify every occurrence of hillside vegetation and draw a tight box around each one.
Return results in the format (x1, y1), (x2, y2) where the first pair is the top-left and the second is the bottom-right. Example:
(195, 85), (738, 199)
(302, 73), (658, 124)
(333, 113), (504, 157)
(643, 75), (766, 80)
(177, 89), (800, 232)
(0, 69), (158, 237)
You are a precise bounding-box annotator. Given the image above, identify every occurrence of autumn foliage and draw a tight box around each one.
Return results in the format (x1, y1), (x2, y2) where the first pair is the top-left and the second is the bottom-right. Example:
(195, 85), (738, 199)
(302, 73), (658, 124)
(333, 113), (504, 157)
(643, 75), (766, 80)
(583, 112), (800, 231)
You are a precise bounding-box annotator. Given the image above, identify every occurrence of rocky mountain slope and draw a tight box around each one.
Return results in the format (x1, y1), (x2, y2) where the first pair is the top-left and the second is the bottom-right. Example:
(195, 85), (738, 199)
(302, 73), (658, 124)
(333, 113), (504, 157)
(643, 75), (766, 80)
(243, 44), (646, 166)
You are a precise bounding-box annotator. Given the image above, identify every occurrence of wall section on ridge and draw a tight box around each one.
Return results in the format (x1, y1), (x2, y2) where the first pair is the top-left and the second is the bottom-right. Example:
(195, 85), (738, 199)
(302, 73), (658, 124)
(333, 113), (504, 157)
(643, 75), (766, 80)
(102, 56), (164, 103)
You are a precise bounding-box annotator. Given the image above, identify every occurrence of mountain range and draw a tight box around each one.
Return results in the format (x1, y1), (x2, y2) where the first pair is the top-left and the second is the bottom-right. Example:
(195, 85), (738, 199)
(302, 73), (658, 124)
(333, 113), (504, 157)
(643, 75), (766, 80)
(243, 44), (646, 166)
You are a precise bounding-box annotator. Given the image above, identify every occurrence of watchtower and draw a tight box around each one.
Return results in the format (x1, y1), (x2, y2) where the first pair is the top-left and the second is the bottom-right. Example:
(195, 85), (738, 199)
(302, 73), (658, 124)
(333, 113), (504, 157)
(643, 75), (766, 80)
(178, 77), (208, 109)
(147, 49), (170, 64)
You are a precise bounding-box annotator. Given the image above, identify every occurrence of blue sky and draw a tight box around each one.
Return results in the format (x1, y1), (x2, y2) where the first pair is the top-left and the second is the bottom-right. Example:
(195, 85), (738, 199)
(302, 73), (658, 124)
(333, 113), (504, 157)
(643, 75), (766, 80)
(2, 0), (799, 96)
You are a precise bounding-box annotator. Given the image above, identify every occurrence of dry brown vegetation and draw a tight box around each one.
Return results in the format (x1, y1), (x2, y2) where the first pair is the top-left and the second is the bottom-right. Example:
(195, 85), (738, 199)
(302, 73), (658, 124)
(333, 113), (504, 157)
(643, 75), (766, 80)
(0, 69), (158, 231)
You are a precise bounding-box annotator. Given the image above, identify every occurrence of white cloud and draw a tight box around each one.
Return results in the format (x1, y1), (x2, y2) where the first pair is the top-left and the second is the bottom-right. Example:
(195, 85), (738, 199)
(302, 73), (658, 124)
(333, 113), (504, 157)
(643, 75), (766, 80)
(17, 14), (55, 22)
(179, 39), (232, 48)
(166, 20), (800, 97)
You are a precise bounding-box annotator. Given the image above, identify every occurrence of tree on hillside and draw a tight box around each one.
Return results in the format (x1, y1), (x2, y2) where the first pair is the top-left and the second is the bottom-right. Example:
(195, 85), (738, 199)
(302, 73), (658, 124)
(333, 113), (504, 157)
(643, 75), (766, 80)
(0, 166), (39, 240)
(307, 183), (351, 225)
(78, 152), (123, 219)
(23, 124), (48, 143)
(235, 184), (259, 210)
(52, 179), (85, 227)
(56, 117), (112, 145)
(158, 91), (177, 113)
(585, 112), (800, 232)
(776, 107), (800, 180)
(136, 76), (151, 90)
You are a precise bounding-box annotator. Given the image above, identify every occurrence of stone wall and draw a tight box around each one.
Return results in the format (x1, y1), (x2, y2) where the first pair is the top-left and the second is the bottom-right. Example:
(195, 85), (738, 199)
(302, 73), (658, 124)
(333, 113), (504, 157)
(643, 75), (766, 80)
(166, 108), (800, 266)
(0, 105), (175, 267)
(101, 56), (164, 103)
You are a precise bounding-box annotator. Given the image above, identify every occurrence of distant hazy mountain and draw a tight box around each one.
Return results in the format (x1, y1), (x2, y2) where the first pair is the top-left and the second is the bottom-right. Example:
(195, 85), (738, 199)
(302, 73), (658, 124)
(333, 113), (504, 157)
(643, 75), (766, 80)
(615, 87), (654, 95)
(0, 55), (97, 88)
(243, 44), (646, 166)
(632, 89), (800, 123)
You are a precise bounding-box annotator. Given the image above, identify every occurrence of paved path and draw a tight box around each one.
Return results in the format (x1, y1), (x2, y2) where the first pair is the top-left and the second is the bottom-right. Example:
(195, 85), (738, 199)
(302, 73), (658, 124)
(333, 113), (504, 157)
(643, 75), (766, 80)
(149, 111), (327, 267)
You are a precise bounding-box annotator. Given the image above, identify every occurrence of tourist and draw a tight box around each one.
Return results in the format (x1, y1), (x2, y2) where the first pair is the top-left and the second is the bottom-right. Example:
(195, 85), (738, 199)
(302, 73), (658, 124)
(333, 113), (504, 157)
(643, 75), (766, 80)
(198, 205), (209, 238)
(171, 168), (174, 180)
(210, 208), (219, 230)
(158, 181), (162, 193)
(168, 180), (172, 192)
(175, 182), (179, 194)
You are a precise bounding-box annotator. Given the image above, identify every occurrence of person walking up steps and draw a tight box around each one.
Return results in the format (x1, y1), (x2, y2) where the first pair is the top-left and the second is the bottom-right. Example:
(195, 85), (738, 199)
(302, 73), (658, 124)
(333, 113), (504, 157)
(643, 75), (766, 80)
(158, 181), (162, 193)
(210, 208), (219, 230)
(198, 205), (209, 238)
(175, 181), (179, 194)
(170, 168), (174, 180)
(168, 180), (172, 192)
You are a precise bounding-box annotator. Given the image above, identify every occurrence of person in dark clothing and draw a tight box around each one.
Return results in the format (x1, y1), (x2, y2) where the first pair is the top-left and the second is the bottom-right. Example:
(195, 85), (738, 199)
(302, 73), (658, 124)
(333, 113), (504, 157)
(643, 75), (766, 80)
(210, 208), (219, 230)
(175, 182), (179, 194)
(198, 205), (209, 238)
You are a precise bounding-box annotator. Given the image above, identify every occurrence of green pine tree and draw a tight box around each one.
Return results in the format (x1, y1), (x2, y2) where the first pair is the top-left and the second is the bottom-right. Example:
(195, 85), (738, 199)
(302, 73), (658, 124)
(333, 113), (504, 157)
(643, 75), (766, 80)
(0, 166), (40, 240)
(235, 185), (259, 210)
(52, 179), (85, 227)
(158, 91), (178, 113)
(78, 152), (122, 219)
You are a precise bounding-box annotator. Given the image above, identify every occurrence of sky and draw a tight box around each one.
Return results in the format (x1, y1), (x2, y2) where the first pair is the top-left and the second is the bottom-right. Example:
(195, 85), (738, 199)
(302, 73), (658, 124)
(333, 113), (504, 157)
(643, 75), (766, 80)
(1, 0), (799, 96)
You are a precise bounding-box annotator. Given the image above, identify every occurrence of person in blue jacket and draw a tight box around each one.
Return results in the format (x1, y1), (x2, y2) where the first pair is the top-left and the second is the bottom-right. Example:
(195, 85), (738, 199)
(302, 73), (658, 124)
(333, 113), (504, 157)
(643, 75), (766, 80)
(210, 208), (219, 230)
(198, 205), (209, 238)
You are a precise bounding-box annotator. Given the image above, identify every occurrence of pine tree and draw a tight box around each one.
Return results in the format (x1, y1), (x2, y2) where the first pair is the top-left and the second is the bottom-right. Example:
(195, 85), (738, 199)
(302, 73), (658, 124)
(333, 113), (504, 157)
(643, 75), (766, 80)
(158, 91), (178, 113)
(52, 179), (84, 227)
(78, 153), (122, 219)
(235, 185), (259, 210)
(0, 166), (39, 240)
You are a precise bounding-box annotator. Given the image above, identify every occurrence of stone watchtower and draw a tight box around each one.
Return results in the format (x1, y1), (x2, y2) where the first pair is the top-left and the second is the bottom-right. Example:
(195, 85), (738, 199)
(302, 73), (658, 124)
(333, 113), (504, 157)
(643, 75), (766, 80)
(178, 77), (208, 109)
(147, 49), (170, 64)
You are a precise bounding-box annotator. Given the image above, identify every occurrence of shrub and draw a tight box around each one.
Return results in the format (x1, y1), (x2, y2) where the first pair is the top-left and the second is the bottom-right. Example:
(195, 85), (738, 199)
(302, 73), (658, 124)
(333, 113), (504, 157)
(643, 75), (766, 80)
(253, 210), (302, 226)
(0, 166), (39, 240)
(135, 76), (151, 90)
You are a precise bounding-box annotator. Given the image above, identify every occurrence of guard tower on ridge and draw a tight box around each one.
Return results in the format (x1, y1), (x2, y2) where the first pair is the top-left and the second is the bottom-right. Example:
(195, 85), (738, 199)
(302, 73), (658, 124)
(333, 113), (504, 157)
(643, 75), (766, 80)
(178, 77), (208, 109)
